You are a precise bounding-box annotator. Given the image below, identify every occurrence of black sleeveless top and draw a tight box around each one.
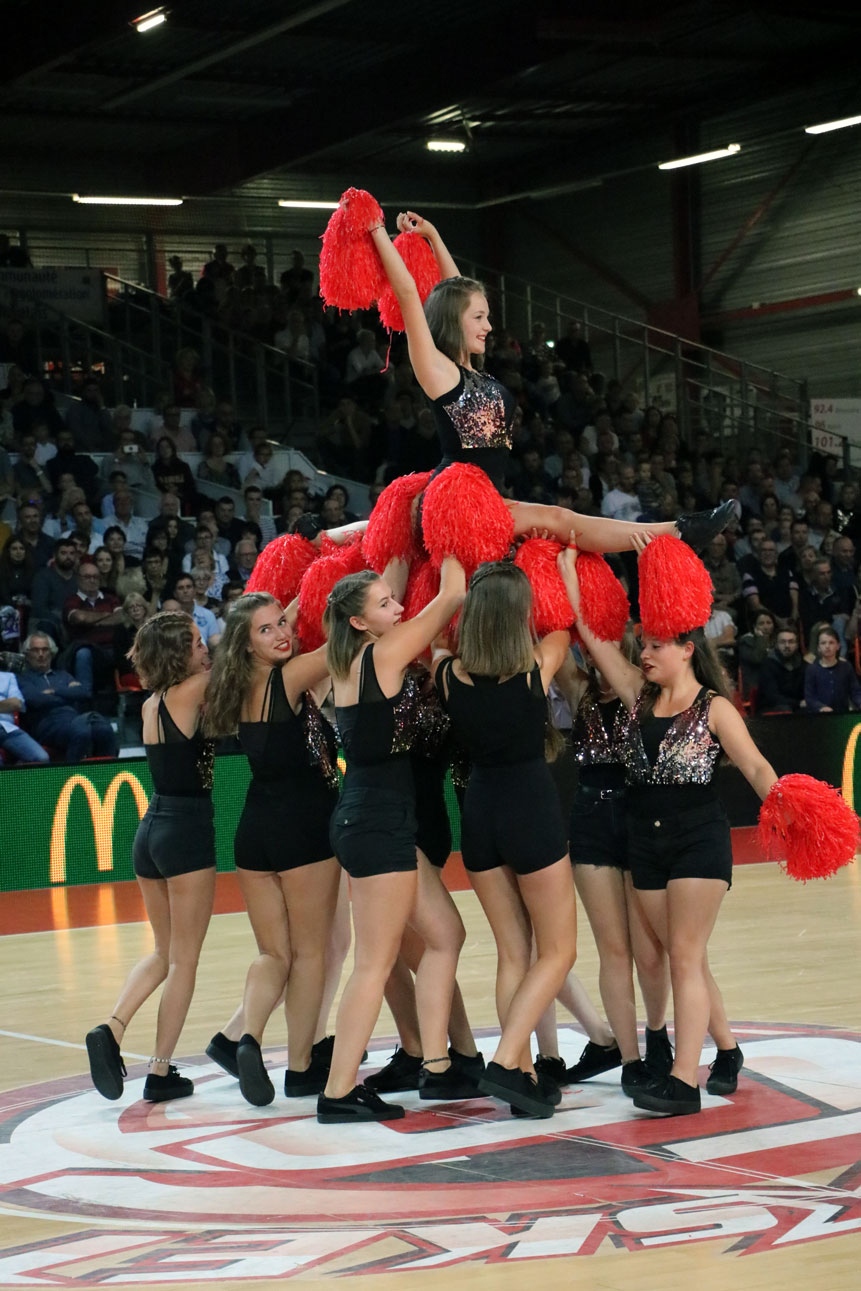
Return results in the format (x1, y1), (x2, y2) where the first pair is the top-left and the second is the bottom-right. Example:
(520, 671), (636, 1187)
(573, 692), (627, 791)
(145, 694), (213, 798)
(437, 657), (546, 767)
(624, 687), (722, 814)
(431, 366), (517, 492)
(336, 645), (416, 794)
(238, 666), (338, 788)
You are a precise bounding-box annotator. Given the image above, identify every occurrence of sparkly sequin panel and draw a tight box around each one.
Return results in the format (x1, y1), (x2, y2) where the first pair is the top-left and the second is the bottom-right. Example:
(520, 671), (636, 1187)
(303, 692), (340, 790)
(624, 688), (721, 785)
(407, 667), (452, 759)
(445, 368), (512, 449)
(573, 694), (626, 766)
(390, 671), (421, 755)
(195, 737), (215, 791)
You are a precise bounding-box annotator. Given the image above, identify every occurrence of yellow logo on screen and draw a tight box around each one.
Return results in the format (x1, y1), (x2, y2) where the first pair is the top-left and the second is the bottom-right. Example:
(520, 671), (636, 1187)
(842, 723), (861, 813)
(49, 773), (150, 884)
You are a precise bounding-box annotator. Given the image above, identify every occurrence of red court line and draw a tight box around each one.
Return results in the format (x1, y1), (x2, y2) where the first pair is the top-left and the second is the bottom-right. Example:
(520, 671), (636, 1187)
(0, 831), (768, 936)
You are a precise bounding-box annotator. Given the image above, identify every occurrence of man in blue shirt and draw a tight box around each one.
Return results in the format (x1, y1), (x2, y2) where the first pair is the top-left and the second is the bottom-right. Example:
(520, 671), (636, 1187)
(18, 633), (118, 761)
(0, 668), (49, 764)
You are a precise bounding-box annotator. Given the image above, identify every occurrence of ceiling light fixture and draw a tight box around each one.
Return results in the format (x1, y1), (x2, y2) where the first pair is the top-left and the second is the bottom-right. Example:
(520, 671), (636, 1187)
(72, 194), (182, 206)
(427, 139), (466, 153)
(805, 114), (861, 135)
(132, 8), (167, 33)
(278, 199), (339, 210)
(658, 143), (741, 171)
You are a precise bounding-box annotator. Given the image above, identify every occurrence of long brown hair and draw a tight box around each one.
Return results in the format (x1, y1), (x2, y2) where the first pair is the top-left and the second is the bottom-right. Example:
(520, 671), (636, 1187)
(323, 570), (380, 681)
(424, 276), (487, 365)
(637, 627), (732, 719)
(205, 592), (279, 736)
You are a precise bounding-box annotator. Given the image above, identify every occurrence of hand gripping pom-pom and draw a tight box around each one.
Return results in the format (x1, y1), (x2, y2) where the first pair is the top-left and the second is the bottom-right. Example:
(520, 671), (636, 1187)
(363, 471), (433, 571)
(244, 533), (317, 603)
(757, 773), (859, 881)
(297, 546), (367, 653)
(421, 462), (514, 580)
(377, 233), (442, 332)
(576, 551), (631, 642)
(319, 188), (386, 312)
(513, 538), (574, 636)
(638, 534), (713, 638)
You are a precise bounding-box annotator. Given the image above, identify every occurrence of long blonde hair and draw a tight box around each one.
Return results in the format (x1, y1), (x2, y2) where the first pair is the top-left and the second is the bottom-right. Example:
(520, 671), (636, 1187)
(457, 562), (536, 676)
(323, 571), (380, 681)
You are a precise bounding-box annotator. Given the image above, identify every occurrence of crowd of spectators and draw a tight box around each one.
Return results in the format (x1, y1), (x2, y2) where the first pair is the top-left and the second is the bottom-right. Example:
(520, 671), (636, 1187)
(5, 247), (861, 762)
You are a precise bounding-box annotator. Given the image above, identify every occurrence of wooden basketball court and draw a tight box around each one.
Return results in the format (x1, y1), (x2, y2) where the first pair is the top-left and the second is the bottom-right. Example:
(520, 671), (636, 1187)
(0, 847), (859, 1289)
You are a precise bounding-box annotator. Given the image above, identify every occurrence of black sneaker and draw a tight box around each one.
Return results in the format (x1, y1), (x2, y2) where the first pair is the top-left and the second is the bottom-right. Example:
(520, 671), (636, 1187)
(645, 1025), (674, 1076)
(317, 1083), (405, 1123)
(364, 1046), (423, 1093)
(448, 1046), (486, 1087)
(419, 1063), (487, 1101)
(706, 1045), (744, 1095)
(283, 1054), (328, 1098)
(620, 1059), (654, 1098)
(237, 1035), (275, 1107)
(565, 1041), (622, 1083)
(676, 499), (737, 554)
(633, 1073), (701, 1116)
(478, 1061), (555, 1118)
(206, 1031), (239, 1079)
(311, 1035), (368, 1069)
(143, 1065), (194, 1103)
(86, 1024), (127, 1101)
(534, 1054), (568, 1088)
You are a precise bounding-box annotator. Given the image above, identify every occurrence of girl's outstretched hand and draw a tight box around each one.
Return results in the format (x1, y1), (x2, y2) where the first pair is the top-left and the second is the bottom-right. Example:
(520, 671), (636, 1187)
(631, 532), (653, 555)
(397, 210), (438, 239)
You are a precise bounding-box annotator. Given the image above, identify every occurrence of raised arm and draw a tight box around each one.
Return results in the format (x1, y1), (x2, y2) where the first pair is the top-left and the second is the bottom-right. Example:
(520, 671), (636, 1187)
(282, 643), (330, 708)
(535, 629), (573, 691)
(397, 211), (460, 279)
(375, 556), (466, 679)
(368, 217), (458, 400)
(557, 545), (642, 709)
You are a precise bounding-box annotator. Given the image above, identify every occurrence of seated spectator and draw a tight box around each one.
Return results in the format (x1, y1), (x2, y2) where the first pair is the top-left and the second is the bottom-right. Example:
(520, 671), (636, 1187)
(831, 534), (857, 591)
(704, 599), (737, 668)
(18, 632), (117, 760)
(212, 496), (246, 552)
(151, 402), (197, 453)
(0, 535), (35, 616)
(62, 560), (123, 693)
(741, 537), (797, 624)
(580, 412), (618, 459)
(808, 498), (841, 552)
(197, 432), (240, 491)
(804, 623), (861, 713)
(152, 490), (195, 539)
(64, 378), (112, 452)
(274, 307), (325, 364)
(799, 557), (853, 651)
(600, 462), (642, 522)
(29, 537), (79, 641)
(13, 433), (54, 501)
(772, 451), (802, 511)
(344, 328), (385, 406)
(92, 545), (117, 594)
(733, 517), (767, 570)
(15, 501), (54, 568)
(738, 609), (777, 699)
(62, 498), (104, 554)
(113, 593), (152, 688)
(0, 665), (48, 763)
(242, 484), (276, 546)
(555, 319), (592, 373)
(316, 396), (373, 480)
(99, 429), (155, 494)
(836, 480), (859, 534)
(184, 543), (227, 600)
(230, 538), (258, 587)
(240, 438), (282, 491)
(46, 428), (101, 502)
(140, 547), (171, 612)
(105, 487), (148, 563)
(152, 437), (198, 513)
(703, 533), (742, 620)
(12, 379), (64, 442)
(31, 420), (58, 468)
(172, 572), (219, 646)
(756, 626), (807, 713)
(173, 348), (204, 408)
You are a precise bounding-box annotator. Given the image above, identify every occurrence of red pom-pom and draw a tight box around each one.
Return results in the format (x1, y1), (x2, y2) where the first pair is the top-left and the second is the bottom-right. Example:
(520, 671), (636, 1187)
(318, 188), (386, 311)
(577, 551), (631, 642)
(363, 471), (433, 571)
(421, 462), (514, 580)
(319, 532), (367, 572)
(638, 534), (713, 638)
(757, 773), (859, 881)
(377, 233), (442, 332)
(401, 556), (440, 621)
(297, 544), (367, 652)
(513, 538), (574, 636)
(243, 534), (317, 604)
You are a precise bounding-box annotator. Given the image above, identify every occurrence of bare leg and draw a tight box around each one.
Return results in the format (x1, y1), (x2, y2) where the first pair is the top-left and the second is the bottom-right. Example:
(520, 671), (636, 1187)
(324, 870), (416, 1099)
(105, 875), (172, 1045)
(236, 868), (292, 1043)
(408, 853), (465, 1073)
(703, 950), (737, 1051)
(149, 867), (216, 1072)
(315, 868), (352, 1042)
(508, 501), (678, 553)
(573, 865), (638, 1060)
(392, 923), (478, 1057)
(283, 857), (341, 1071)
(626, 875), (670, 1030)
(470, 865), (534, 1072)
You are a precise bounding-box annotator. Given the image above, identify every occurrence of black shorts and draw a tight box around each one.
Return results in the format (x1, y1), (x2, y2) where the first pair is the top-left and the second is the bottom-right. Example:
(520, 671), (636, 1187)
(330, 786), (418, 879)
(569, 789), (629, 870)
(627, 800), (733, 890)
(413, 757), (452, 869)
(462, 761), (567, 876)
(133, 794), (215, 880)
(235, 778), (338, 872)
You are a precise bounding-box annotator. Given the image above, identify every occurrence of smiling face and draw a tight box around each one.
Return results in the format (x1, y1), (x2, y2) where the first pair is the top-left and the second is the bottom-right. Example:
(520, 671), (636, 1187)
(460, 292), (491, 359)
(248, 602), (293, 667)
(350, 579), (403, 638)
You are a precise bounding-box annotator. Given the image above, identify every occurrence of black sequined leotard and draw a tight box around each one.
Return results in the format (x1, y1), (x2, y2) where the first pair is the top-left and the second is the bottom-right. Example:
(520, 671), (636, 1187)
(431, 365), (518, 491)
(623, 686), (722, 816)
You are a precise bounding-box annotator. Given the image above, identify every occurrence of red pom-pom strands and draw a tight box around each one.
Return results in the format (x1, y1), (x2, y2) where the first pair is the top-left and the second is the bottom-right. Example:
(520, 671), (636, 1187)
(757, 773), (859, 881)
(297, 546), (368, 653)
(377, 233), (442, 332)
(421, 463), (514, 579)
(362, 471), (433, 571)
(638, 534), (713, 638)
(243, 533), (317, 604)
(513, 539), (573, 636)
(576, 551), (631, 642)
(402, 557), (440, 622)
(319, 188), (386, 312)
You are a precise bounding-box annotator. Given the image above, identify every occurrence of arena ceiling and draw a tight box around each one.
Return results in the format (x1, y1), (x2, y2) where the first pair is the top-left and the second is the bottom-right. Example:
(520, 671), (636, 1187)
(2, 0), (860, 208)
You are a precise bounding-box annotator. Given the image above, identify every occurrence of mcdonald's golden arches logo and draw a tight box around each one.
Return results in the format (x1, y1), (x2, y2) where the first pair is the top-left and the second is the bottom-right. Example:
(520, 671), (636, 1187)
(49, 772), (149, 884)
(842, 721), (861, 814)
